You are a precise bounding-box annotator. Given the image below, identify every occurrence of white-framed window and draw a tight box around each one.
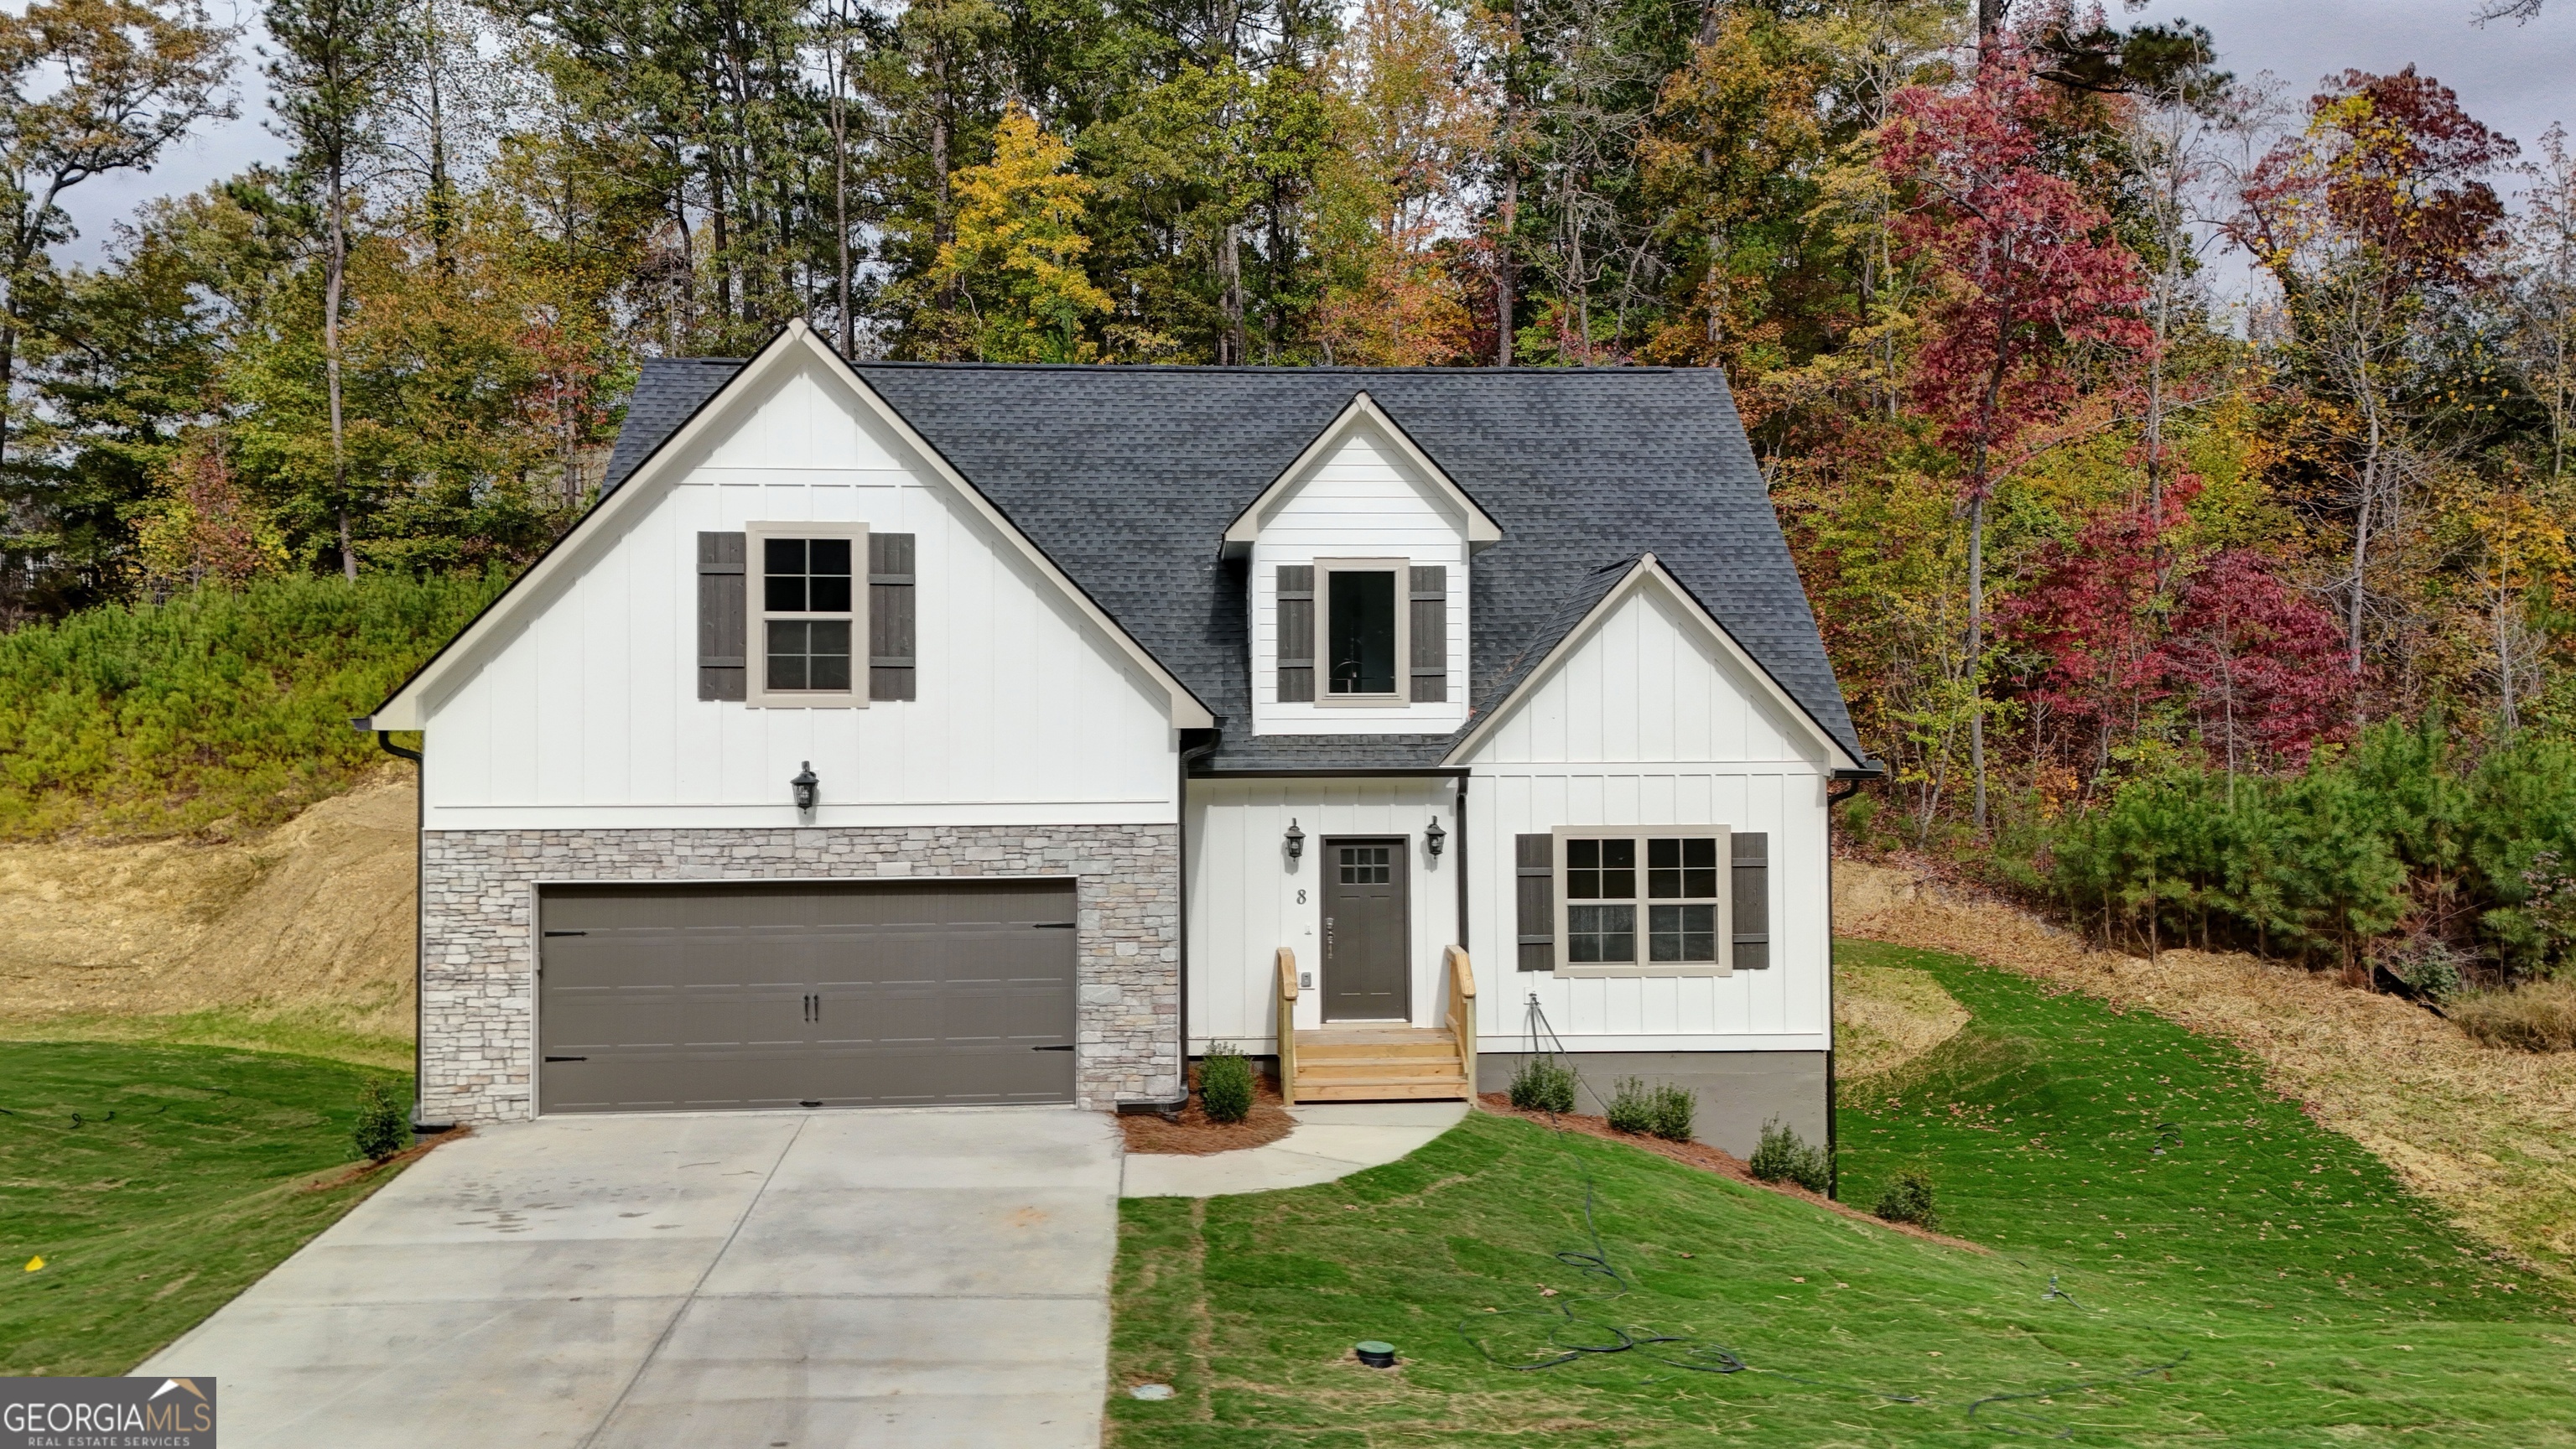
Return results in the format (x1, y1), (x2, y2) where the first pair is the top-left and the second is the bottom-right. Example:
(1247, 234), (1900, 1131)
(1547, 824), (1738, 977)
(746, 521), (868, 708)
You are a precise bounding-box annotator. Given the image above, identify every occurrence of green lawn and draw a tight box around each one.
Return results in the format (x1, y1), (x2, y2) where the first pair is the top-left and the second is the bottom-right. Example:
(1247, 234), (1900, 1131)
(0, 1041), (413, 1375)
(1108, 944), (2576, 1446)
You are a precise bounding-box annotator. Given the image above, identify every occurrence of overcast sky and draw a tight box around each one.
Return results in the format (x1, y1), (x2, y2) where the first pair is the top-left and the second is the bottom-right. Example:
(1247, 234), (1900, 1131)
(47, 0), (2576, 268)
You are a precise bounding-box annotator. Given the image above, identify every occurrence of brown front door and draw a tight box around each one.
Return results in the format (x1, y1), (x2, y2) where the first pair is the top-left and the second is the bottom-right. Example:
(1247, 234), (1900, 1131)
(1322, 838), (1410, 1021)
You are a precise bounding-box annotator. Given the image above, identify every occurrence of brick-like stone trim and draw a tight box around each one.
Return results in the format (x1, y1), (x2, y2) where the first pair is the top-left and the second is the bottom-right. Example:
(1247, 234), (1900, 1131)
(421, 825), (1180, 1123)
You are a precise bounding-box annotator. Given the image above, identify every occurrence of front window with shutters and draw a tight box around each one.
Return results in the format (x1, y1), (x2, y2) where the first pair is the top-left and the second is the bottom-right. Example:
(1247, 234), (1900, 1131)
(1276, 558), (1448, 707)
(1521, 826), (1767, 975)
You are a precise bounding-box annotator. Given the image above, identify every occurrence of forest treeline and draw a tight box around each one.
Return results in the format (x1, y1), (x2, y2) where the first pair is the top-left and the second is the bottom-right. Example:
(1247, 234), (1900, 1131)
(0, 0), (2571, 978)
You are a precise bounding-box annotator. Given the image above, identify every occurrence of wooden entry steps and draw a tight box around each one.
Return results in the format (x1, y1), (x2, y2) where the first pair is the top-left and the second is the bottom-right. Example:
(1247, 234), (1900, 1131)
(1274, 946), (1478, 1104)
(1291, 1026), (1472, 1101)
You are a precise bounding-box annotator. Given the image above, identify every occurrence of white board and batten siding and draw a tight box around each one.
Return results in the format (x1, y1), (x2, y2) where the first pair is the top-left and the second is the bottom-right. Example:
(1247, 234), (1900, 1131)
(1249, 420), (1471, 736)
(418, 356), (1182, 830)
(1456, 576), (1836, 1052)
(1186, 778), (1463, 1052)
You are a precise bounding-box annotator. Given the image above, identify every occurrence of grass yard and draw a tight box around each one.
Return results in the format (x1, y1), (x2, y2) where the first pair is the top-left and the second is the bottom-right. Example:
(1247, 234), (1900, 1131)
(1108, 945), (2576, 1446)
(0, 1041), (416, 1375)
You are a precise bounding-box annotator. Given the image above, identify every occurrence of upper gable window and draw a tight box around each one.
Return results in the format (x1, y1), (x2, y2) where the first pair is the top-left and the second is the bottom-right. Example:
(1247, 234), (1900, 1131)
(746, 522), (866, 707)
(698, 525), (916, 705)
(1280, 558), (1446, 709)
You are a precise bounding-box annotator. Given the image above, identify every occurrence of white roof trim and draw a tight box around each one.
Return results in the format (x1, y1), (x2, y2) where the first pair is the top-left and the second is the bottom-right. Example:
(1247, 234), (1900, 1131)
(1442, 554), (1862, 771)
(370, 320), (1216, 731)
(1218, 392), (1503, 556)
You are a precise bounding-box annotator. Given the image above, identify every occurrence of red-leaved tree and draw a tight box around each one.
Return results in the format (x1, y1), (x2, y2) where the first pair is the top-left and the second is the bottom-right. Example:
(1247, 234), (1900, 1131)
(1878, 44), (2152, 828)
(2155, 549), (2348, 777)
(2005, 497), (2175, 778)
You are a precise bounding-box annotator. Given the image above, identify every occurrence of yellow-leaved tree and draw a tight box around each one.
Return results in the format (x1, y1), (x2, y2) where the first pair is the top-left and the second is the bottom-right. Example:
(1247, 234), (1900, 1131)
(925, 103), (1114, 363)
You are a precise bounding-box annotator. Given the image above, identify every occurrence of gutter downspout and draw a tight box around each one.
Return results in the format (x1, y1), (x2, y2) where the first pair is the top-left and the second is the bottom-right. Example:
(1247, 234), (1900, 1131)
(1126, 728), (1222, 1119)
(1823, 759), (1886, 1201)
(356, 718), (450, 1134)
(1453, 772), (1468, 953)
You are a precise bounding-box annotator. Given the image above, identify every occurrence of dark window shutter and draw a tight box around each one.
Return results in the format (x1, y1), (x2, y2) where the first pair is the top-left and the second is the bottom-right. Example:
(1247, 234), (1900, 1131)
(1732, 832), (1769, 969)
(697, 532), (746, 701)
(870, 532), (915, 701)
(1516, 833), (1555, 971)
(1277, 565), (1314, 703)
(1410, 565), (1447, 703)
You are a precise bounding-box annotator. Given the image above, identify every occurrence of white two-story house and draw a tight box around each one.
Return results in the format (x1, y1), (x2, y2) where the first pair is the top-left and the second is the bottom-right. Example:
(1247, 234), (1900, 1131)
(363, 321), (1880, 1155)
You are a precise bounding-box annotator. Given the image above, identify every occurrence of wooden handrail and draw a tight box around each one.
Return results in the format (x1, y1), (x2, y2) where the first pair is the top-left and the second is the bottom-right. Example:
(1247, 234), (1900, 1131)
(1445, 945), (1476, 1102)
(1276, 947), (1299, 1105)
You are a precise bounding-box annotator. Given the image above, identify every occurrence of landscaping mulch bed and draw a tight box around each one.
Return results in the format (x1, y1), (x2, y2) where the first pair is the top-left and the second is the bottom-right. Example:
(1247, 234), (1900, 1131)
(1473, 1093), (1985, 1251)
(1119, 1067), (1296, 1155)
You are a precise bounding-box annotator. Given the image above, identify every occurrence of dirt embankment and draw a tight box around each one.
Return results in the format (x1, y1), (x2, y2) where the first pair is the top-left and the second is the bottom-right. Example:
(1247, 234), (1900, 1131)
(1836, 857), (2576, 1277)
(0, 766), (418, 1048)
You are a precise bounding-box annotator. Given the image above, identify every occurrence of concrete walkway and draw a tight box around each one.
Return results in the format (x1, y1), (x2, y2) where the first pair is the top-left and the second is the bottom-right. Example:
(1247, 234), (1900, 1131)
(141, 1108), (1120, 1449)
(1119, 1101), (1469, 1198)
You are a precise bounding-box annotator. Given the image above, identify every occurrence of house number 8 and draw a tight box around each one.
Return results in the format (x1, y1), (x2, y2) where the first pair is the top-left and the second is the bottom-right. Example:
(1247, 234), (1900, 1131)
(1296, 890), (1307, 904)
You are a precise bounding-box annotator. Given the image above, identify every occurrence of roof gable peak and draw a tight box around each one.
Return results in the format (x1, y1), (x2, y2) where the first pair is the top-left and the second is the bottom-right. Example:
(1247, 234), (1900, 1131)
(1218, 391), (1504, 558)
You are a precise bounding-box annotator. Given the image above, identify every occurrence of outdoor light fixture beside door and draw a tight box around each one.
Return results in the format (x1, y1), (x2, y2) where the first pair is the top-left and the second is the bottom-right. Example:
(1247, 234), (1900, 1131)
(1425, 817), (1446, 857)
(1284, 818), (1306, 860)
(791, 761), (820, 813)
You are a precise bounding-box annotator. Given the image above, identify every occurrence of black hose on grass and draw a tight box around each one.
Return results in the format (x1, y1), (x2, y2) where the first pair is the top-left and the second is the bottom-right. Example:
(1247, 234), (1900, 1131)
(1456, 998), (2189, 1437)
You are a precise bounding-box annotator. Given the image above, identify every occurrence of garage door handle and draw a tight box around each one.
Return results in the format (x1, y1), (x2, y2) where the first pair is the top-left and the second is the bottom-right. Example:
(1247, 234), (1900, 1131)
(543, 930), (587, 937)
(545, 1055), (588, 1062)
(1031, 1044), (1075, 1052)
(1034, 922), (1076, 929)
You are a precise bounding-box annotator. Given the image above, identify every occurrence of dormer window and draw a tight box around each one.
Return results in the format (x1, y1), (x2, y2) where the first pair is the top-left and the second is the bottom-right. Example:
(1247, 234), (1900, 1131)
(1279, 558), (1446, 708)
(1327, 563), (1400, 697)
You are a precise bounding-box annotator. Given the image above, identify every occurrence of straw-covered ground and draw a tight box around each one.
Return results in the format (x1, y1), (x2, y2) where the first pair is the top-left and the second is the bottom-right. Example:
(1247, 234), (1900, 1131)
(1836, 859), (2576, 1283)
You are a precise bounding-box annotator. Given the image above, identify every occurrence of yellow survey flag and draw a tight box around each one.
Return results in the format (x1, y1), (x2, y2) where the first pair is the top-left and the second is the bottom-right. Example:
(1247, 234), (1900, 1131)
(23, 1255), (41, 1271)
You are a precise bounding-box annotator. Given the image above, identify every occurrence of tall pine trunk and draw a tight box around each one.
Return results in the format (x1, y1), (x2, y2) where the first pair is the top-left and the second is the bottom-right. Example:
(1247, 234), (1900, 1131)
(1219, 222), (1246, 363)
(327, 152), (353, 581)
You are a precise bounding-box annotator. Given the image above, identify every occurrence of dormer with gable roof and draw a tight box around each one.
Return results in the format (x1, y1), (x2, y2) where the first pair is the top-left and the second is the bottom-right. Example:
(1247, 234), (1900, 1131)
(1220, 394), (1502, 736)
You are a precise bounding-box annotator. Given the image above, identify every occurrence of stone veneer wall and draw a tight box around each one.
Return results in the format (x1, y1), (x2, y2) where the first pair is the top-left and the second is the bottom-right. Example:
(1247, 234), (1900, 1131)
(420, 824), (1181, 1123)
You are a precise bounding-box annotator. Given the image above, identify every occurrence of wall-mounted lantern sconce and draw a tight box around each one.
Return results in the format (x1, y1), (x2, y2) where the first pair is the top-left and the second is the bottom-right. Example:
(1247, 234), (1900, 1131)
(1425, 817), (1446, 857)
(791, 761), (820, 813)
(1284, 818), (1306, 860)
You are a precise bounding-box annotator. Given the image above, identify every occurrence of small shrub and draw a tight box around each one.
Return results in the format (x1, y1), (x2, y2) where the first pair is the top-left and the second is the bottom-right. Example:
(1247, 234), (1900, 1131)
(1506, 1056), (1577, 1114)
(1748, 1118), (1831, 1193)
(1648, 1083), (1696, 1142)
(1873, 1169), (1940, 1228)
(353, 1078), (410, 1162)
(1604, 1077), (1655, 1135)
(2374, 935), (2467, 1003)
(2451, 979), (2576, 1052)
(1198, 1044), (1254, 1123)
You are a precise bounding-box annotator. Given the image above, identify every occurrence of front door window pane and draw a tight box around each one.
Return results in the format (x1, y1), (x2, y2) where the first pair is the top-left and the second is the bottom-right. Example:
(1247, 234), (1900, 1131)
(1327, 570), (1397, 694)
(1337, 845), (1391, 883)
(766, 620), (851, 691)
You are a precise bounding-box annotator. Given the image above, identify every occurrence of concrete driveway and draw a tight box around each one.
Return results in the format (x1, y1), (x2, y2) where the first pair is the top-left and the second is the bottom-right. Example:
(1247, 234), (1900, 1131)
(139, 1108), (1121, 1448)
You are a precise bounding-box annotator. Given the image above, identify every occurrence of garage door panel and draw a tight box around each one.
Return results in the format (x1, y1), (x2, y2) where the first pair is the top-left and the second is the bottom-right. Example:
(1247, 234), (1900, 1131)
(538, 880), (1078, 1114)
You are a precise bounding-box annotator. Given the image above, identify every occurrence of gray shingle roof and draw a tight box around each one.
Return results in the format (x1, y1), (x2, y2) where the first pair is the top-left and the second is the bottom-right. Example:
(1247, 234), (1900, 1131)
(602, 357), (1864, 771)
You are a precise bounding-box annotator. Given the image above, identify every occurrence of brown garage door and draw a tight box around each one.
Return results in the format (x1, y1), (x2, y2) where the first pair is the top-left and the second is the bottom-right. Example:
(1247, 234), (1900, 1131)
(536, 880), (1078, 1114)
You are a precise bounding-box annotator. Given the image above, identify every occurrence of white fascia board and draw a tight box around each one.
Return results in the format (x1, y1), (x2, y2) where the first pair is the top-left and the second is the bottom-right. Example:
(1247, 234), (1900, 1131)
(1218, 391), (1504, 558)
(1441, 553), (1863, 772)
(371, 320), (1217, 732)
